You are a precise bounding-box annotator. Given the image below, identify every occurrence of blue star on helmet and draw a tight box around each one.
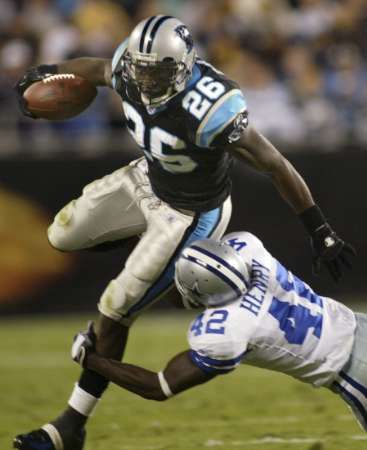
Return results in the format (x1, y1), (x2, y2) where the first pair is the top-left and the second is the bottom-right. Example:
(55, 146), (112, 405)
(175, 25), (194, 53)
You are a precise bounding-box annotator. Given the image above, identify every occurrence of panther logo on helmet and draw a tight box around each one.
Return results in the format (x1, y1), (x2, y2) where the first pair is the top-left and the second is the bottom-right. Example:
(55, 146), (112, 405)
(175, 25), (194, 53)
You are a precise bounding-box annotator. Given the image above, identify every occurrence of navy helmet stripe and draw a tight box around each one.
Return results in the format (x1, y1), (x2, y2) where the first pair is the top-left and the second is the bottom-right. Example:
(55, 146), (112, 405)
(190, 245), (249, 288)
(139, 16), (157, 52)
(183, 254), (243, 296)
(146, 15), (173, 53)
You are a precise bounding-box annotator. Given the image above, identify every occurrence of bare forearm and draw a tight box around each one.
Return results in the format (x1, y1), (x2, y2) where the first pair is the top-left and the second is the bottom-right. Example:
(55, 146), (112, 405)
(57, 58), (112, 87)
(230, 127), (314, 213)
(86, 353), (166, 401)
(269, 157), (314, 213)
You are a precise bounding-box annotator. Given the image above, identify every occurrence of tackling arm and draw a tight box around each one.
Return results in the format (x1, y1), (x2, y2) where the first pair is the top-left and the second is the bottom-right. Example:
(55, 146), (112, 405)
(85, 350), (212, 401)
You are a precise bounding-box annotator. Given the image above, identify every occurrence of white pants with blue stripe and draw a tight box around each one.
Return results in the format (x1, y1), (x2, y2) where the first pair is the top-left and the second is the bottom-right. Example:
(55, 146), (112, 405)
(47, 157), (232, 325)
(331, 313), (367, 431)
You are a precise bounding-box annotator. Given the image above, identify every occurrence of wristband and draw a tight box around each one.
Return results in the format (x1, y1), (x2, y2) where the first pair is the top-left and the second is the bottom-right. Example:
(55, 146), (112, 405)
(298, 204), (327, 234)
(158, 371), (173, 398)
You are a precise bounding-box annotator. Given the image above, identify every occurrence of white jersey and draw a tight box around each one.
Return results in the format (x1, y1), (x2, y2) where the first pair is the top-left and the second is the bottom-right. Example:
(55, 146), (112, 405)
(188, 232), (356, 387)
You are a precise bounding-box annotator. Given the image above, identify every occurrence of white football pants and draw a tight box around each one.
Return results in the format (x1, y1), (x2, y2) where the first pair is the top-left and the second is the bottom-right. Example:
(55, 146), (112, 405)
(48, 158), (232, 325)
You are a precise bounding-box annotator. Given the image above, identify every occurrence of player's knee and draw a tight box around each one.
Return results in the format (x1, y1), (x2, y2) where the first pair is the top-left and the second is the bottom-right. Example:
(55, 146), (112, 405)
(98, 272), (149, 325)
(47, 200), (80, 251)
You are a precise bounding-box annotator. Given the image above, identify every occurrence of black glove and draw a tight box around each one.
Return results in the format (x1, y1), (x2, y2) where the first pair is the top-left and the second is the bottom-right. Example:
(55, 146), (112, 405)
(310, 223), (356, 282)
(14, 64), (58, 118)
(71, 321), (97, 367)
(299, 205), (356, 282)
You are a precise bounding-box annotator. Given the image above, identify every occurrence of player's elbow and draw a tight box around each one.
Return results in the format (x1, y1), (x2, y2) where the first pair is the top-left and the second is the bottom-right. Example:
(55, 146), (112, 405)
(140, 388), (170, 402)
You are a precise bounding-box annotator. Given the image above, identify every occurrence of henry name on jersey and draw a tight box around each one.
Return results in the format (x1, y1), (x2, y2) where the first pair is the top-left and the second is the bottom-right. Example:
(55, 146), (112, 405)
(188, 232), (356, 388)
(240, 258), (270, 316)
(112, 41), (248, 212)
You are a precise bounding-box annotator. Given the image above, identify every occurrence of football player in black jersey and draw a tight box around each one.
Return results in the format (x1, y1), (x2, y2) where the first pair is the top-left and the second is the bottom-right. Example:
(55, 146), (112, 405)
(14, 15), (355, 450)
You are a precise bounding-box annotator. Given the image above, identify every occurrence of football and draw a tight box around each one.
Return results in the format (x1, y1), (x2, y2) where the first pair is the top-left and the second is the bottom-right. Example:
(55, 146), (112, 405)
(23, 74), (97, 120)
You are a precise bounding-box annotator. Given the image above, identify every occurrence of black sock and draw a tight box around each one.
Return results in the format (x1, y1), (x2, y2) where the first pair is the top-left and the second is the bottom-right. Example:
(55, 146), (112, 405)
(51, 369), (109, 433)
(78, 368), (109, 398)
(52, 408), (87, 435)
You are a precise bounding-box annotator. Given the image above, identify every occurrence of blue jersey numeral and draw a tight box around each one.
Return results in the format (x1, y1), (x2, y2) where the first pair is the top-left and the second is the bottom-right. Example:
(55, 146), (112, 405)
(276, 261), (323, 308)
(270, 261), (323, 345)
(206, 310), (228, 335)
(190, 310), (229, 337)
(190, 313), (204, 337)
(269, 297), (323, 345)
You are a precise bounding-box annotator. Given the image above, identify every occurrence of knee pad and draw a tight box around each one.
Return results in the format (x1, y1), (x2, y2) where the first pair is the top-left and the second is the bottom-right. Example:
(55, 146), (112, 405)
(47, 201), (78, 251)
(98, 271), (150, 326)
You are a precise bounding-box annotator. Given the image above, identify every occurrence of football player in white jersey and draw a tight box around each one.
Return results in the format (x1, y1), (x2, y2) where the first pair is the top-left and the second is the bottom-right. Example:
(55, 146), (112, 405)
(14, 15), (355, 450)
(72, 231), (366, 432)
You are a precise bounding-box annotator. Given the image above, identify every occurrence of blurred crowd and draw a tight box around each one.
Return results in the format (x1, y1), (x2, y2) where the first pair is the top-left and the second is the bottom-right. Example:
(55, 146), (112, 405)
(0, 0), (366, 156)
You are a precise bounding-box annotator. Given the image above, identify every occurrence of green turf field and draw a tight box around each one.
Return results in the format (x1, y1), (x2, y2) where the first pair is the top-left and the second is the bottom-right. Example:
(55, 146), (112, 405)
(1, 313), (366, 450)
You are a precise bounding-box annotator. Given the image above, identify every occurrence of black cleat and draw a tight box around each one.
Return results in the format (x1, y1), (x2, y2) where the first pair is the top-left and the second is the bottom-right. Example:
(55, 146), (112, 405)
(13, 425), (86, 450)
(13, 429), (55, 450)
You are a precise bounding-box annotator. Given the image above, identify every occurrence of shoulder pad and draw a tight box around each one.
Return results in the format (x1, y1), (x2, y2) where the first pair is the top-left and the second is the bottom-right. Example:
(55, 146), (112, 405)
(222, 232), (264, 252)
(222, 232), (266, 267)
(196, 89), (247, 148)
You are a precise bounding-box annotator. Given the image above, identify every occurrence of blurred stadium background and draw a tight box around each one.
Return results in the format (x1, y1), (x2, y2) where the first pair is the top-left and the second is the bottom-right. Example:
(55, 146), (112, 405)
(1, 1), (367, 448)
(0, 0), (366, 314)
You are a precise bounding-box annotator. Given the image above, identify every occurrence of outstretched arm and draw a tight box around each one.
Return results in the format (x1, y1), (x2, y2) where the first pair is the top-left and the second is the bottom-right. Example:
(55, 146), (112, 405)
(57, 58), (113, 87)
(14, 58), (113, 118)
(227, 125), (314, 214)
(85, 350), (212, 401)
(225, 125), (356, 281)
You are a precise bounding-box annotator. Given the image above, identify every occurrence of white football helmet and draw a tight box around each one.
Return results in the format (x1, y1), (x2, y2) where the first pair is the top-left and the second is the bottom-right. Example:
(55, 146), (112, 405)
(122, 15), (196, 106)
(175, 239), (250, 309)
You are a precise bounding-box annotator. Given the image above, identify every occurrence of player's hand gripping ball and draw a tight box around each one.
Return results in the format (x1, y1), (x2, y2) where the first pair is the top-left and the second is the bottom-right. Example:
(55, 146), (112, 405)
(23, 74), (97, 120)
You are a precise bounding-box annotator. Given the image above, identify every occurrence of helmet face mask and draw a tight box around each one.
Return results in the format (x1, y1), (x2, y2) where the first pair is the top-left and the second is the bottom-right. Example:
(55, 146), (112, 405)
(121, 16), (196, 107)
(122, 52), (185, 106)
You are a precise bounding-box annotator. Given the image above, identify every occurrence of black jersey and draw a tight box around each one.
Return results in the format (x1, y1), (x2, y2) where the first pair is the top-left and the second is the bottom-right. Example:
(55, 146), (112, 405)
(112, 48), (247, 211)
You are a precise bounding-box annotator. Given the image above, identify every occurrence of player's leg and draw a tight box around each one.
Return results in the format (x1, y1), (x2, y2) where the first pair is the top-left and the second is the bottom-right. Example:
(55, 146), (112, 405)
(13, 161), (149, 450)
(13, 314), (128, 450)
(98, 195), (232, 324)
(56, 193), (232, 436)
(330, 312), (367, 431)
(47, 161), (147, 252)
(14, 183), (231, 450)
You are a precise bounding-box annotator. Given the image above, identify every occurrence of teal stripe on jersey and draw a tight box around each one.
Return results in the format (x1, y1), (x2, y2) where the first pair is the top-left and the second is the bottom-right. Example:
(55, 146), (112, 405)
(197, 91), (247, 148)
(111, 38), (129, 88)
